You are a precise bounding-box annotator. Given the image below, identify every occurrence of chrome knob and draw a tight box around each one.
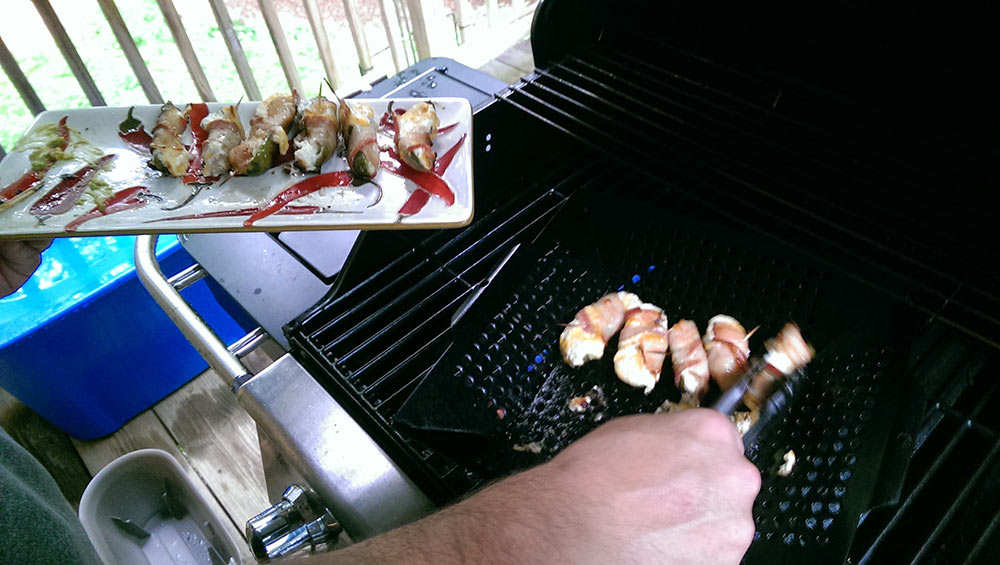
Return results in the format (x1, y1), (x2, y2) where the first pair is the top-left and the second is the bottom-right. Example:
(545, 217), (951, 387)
(246, 485), (342, 561)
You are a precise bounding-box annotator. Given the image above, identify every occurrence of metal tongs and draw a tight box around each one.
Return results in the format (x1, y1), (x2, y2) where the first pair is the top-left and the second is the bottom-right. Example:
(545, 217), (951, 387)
(712, 357), (806, 447)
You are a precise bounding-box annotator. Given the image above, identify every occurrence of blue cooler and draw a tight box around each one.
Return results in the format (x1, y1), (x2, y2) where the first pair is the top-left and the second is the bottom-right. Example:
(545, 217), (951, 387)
(0, 235), (252, 440)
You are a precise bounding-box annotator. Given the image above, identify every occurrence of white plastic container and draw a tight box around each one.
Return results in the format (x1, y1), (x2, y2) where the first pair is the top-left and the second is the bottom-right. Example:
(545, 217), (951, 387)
(78, 449), (242, 565)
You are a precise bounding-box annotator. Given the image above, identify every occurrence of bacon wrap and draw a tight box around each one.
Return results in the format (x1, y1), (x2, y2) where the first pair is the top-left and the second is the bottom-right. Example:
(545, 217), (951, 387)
(613, 304), (670, 394)
(339, 100), (379, 179)
(744, 323), (814, 410)
(669, 319), (710, 400)
(200, 105), (245, 177)
(703, 315), (751, 391)
(559, 292), (641, 367)
(150, 102), (191, 176)
(252, 94), (296, 154)
(395, 102), (439, 172)
(229, 94), (296, 175)
(293, 96), (339, 172)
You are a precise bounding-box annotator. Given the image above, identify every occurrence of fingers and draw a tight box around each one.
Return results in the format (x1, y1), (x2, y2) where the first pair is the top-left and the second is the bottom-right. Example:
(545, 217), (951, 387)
(673, 409), (745, 456)
(0, 239), (47, 298)
(0, 240), (45, 278)
(24, 238), (52, 253)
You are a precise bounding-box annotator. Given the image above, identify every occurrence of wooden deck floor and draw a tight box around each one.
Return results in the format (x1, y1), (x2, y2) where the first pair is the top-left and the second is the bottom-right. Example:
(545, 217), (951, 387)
(0, 41), (534, 563)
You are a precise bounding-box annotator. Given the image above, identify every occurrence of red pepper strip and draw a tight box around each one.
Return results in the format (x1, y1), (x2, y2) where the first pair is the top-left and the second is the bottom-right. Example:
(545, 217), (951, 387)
(1, 169), (47, 201)
(244, 171), (354, 227)
(379, 108), (408, 134)
(119, 128), (153, 154)
(382, 156), (455, 206)
(433, 133), (466, 175)
(182, 103), (210, 184)
(274, 143), (296, 167)
(395, 133), (466, 216)
(30, 154), (118, 216)
(64, 185), (149, 233)
(146, 205), (319, 223)
(398, 188), (431, 216)
(437, 122), (458, 135)
(118, 108), (153, 153)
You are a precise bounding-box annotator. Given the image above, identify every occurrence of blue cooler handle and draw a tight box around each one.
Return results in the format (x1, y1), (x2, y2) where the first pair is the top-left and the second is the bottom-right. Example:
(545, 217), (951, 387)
(134, 234), (259, 388)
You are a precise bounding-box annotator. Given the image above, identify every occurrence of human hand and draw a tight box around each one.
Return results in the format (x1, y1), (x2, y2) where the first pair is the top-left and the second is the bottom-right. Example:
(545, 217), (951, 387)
(325, 409), (760, 565)
(536, 409), (761, 564)
(0, 239), (51, 298)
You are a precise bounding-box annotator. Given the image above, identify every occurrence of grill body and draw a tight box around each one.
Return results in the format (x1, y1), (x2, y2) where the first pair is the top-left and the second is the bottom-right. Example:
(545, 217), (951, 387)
(278, 1), (1000, 562)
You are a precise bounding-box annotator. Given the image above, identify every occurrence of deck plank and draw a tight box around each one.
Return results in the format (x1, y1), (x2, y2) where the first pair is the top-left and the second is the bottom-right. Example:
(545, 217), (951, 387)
(495, 38), (535, 73)
(478, 59), (530, 84)
(72, 381), (255, 563)
(152, 368), (269, 541)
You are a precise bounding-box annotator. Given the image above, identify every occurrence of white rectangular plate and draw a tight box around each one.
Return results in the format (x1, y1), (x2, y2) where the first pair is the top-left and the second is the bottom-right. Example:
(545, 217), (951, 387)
(0, 97), (473, 239)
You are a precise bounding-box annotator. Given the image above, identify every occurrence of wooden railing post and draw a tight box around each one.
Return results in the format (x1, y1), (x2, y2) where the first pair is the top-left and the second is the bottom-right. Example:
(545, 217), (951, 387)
(392, 0), (416, 66)
(155, 0), (216, 101)
(96, 0), (163, 104)
(404, 0), (432, 60)
(0, 35), (46, 115)
(302, 0), (342, 91)
(452, 0), (467, 44)
(486, 0), (499, 27)
(31, 0), (106, 106)
(342, 0), (373, 75)
(207, 0), (262, 101)
(257, 0), (304, 95)
(377, 0), (404, 73)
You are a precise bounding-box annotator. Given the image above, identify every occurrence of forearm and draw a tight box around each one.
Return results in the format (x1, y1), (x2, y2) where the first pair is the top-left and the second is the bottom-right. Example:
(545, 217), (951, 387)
(290, 411), (758, 564)
(302, 462), (575, 564)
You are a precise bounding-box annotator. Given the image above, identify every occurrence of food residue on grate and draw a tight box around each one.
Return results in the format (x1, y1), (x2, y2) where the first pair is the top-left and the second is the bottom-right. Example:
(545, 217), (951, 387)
(566, 385), (606, 416)
(512, 442), (543, 454)
(777, 450), (797, 477)
(731, 411), (757, 437)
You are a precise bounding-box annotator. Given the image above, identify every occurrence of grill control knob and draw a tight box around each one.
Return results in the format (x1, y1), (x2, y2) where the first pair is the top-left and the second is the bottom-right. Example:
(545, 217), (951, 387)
(246, 485), (342, 561)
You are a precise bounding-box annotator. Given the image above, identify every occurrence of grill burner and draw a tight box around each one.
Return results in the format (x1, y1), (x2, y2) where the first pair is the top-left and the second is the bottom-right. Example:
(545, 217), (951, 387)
(283, 3), (1000, 561)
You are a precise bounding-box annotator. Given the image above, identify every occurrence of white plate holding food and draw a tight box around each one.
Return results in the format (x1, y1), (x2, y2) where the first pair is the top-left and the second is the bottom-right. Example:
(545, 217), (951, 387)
(0, 96), (473, 240)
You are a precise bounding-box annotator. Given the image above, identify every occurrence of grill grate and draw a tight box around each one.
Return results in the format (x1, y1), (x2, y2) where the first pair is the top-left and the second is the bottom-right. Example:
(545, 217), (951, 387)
(392, 183), (907, 563)
(499, 49), (1000, 349)
(287, 158), (598, 501)
(285, 43), (1000, 563)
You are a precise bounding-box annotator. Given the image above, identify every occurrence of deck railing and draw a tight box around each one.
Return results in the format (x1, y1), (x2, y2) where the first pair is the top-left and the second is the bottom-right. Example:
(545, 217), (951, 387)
(0, 0), (537, 157)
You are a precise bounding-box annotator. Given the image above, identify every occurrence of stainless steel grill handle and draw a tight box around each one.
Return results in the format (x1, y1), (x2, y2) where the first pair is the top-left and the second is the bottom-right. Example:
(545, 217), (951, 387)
(133, 234), (251, 387)
(246, 485), (342, 561)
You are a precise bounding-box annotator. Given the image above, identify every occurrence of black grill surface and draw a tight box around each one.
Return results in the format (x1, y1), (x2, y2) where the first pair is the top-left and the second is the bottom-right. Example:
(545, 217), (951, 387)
(391, 187), (908, 564)
(286, 34), (1000, 564)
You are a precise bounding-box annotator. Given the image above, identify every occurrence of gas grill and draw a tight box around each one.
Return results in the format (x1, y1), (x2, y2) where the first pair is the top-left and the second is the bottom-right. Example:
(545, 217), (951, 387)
(139, 1), (1000, 562)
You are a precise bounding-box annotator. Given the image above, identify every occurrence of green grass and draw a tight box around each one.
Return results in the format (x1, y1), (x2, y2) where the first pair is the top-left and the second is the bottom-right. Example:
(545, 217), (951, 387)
(0, 0), (397, 151)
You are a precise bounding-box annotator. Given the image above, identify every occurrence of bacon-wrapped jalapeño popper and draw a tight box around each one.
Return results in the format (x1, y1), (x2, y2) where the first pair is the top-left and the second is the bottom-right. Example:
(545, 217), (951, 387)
(149, 102), (191, 176)
(395, 102), (440, 172)
(229, 94), (296, 176)
(339, 100), (379, 179)
(703, 315), (752, 392)
(742, 323), (814, 411)
(560, 292), (641, 367)
(200, 105), (245, 177)
(669, 319), (711, 403)
(293, 95), (339, 172)
(614, 304), (670, 393)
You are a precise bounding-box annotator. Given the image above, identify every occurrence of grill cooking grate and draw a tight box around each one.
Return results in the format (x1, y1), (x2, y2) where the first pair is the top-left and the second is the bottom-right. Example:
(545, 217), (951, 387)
(499, 47), (1000, 349)
(392, 185), (905, 563)
(285, 44), (1000, 563)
